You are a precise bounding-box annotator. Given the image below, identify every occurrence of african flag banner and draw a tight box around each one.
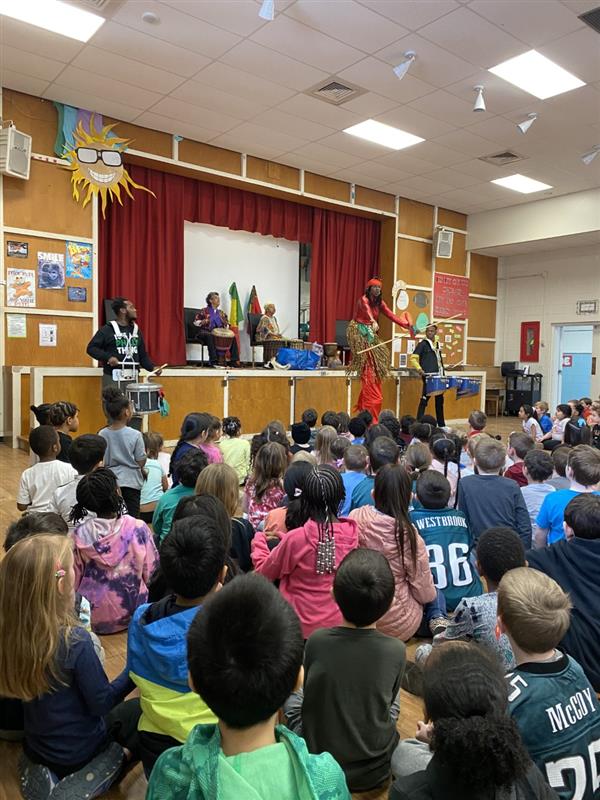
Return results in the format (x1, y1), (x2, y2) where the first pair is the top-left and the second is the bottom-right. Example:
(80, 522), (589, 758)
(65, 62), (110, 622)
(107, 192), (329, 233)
(246, 285), (262, 332)
(229, 282), (244, 352)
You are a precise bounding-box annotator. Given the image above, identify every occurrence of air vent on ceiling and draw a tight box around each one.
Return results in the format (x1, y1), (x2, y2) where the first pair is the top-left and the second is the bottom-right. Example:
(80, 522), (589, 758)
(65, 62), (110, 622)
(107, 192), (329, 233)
(66, 0), (113, 11)
(479, 150), (528, 166)
(579, 5), (600, 34)
(307, 78), (366, 106)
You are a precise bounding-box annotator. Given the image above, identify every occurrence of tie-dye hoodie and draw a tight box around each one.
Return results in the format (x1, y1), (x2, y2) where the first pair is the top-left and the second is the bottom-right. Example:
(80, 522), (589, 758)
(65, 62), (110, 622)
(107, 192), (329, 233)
(72, 514), (159, 634)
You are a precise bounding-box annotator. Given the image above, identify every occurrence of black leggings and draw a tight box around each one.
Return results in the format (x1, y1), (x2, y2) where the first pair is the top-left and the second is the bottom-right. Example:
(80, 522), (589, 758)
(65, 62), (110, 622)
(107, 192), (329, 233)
(120, 487), (141, 519)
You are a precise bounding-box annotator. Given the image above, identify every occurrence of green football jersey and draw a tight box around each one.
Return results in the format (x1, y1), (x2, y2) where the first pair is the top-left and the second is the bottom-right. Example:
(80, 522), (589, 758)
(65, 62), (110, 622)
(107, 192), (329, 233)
(508, 653), (600, 800)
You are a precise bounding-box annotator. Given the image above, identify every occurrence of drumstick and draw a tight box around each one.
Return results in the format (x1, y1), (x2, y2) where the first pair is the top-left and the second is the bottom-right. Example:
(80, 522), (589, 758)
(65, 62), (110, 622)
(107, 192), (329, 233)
(430, 313), (463, 326)
(357, 334), (408, 355)
(147, 363), (168, 376)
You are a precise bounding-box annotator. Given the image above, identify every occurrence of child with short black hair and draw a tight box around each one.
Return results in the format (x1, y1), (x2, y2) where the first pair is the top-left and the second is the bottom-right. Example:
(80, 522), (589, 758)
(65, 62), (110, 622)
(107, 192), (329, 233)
(290, 421), (313, 454)
(128, 515), (227, 775)
(541, 404), (572, 450)
(321, 410), (340, 431)
(499, 568), (600, 799)
(301, 407), (318, 446)
(340, 444), (368, 516)
(4, 512), (68, 552)
(357, 409), (374, 429)
(146, 573), (350, 800)
(50, 434), (106, 528)
(348, 416), (366, 445)
(285, 549), (405, 793)
(350, 436), (399, 510)
(152, 450), (209, 544)
(519, 403), (544, 443)
(140, 432), (168, 524)
(467, 409), (487, 437)
(547, 444), (571, 490)
(458, 438), (532, 548)
(399, 414), (416, 446)
(71, 467), (158, 633)
(48, 401), (79, 463)
(17, 426), (76, 513)
(411, 470), (482, 612)
(100, 387), (146, 518)
(505, 431), (535, 487)
(521, 449), (555, 529)
(409, 422), (436, 445)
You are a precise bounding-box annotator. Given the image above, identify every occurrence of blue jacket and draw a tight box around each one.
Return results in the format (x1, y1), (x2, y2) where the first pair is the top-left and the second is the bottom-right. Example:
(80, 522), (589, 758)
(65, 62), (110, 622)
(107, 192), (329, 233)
(457, 474), (532, 549)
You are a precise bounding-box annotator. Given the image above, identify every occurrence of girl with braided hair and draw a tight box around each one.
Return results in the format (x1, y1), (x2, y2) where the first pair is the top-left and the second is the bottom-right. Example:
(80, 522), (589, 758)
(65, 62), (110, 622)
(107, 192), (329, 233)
(252, 465), (358, 638)
(71, 467), (158, 634)
(217, 415), (251, 484)
(48, 400), (79, 463)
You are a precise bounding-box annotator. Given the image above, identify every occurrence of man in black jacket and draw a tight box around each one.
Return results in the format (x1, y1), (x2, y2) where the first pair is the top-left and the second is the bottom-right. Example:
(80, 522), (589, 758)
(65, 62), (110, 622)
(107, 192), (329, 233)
(410, 323), (446, 426)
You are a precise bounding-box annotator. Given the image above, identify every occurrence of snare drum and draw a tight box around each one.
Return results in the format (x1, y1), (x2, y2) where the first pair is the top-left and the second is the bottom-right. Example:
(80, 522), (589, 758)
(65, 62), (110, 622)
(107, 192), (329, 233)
(262, 338), (286, 363)
(211, 327), (235, 355)
(425, 374), (453, 396)
(126, 382), (162, 414)
(289, 339), (304, 350)
(456, 378), (481, 398)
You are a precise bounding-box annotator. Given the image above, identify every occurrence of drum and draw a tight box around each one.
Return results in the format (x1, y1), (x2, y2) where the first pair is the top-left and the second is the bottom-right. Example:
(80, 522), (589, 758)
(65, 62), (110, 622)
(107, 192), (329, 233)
(262, 338), (286, 363)
(211, 327), (235, 357)
(289, 339), (304, 350)
(456, 377), (481, 397)
(425, 374), (453, 396)
(126, 382), (162, 414)
(324, 342), (338, 358)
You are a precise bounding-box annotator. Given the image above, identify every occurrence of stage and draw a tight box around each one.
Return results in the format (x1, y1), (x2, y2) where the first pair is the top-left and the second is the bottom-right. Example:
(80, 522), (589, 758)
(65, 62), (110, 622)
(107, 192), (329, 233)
(5, 365), (486, 447)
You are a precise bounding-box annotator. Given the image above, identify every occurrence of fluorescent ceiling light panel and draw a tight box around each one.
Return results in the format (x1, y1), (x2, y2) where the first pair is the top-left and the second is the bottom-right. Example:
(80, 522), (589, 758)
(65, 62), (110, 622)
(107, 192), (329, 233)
(491, 174), (552, 194)
(343, 119), (424, 150)
(489, 50), (585, 99)
(0, 0), (105, 42)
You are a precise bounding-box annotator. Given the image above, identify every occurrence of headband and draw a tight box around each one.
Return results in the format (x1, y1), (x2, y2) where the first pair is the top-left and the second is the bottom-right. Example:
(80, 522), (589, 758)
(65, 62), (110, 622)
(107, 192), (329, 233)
(366, 278), (382, 288)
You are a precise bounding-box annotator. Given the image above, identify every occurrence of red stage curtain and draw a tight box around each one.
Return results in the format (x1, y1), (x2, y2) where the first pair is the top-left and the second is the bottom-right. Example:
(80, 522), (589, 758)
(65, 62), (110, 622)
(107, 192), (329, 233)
(99, 165), (379, 364)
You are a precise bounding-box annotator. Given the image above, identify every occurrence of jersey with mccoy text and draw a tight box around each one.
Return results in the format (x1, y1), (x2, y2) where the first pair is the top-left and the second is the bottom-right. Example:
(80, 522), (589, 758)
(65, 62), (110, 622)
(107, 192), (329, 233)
(507, 653), (600, 800)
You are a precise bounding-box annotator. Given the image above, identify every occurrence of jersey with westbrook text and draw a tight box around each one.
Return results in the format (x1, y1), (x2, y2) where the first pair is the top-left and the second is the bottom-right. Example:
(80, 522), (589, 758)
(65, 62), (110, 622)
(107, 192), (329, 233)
(410, 507), (482, 611)
(507, 654), (600, 800)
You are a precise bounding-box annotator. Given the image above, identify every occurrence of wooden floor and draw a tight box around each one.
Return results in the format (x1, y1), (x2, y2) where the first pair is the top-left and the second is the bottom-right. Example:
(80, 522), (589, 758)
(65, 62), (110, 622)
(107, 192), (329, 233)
(0, 414), (518, 800)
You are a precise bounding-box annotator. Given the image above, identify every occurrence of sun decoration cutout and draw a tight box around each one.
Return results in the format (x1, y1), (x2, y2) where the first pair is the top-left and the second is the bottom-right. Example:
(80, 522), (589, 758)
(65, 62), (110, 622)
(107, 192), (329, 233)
(63, 115), (155, 217)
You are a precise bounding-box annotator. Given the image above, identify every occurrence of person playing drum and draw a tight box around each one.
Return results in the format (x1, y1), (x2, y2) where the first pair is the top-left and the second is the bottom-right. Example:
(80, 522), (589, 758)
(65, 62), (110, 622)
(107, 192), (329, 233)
(256, 303), (283, 342)
(410, 322), (446, 427)
(193, 291), (241, 368)
(347, 278), (413, 422)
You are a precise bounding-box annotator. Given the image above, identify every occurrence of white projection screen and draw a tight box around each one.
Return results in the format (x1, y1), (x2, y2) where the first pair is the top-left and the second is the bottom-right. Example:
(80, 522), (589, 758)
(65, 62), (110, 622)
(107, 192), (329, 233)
(184, 222), (300, 363)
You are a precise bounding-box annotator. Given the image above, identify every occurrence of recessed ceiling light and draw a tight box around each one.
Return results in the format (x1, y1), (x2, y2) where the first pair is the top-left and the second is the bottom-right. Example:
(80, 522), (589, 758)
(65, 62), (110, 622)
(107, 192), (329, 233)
(343, 119), (424, 150)
(491, 174), (553, 194)
(0, 0), (105, 41)
(489, 50), (585, 99)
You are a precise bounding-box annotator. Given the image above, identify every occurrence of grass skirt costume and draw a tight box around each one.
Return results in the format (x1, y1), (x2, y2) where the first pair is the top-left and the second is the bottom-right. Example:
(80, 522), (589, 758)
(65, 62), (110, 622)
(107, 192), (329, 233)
(347, 280), (413, 422)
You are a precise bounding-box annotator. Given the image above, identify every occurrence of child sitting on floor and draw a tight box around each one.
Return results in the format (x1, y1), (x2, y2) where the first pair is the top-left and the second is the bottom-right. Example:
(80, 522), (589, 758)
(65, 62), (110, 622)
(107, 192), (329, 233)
(285, 549), (406, 793)
(547, 444), (571, 490)
(146, 573), (350, 800)
(0, 535), (140, 800)
(50, 434), (106, 529)
(348, 416), (367, 445)
(152, 450), (208, 545)
(467, 409), (487, 437)
(128, 516), (227, 776)
(301, 407), (319, 447)
(505, 432), (535, 487)
(17, 426), (76, 513)
(218, 416), (250, 483)
(535, 401), (553, 436)
(521, 449), (555, 530)
(289, 422), (313, 455)
(519, 403), (544, 443)
(48, 401), (79, 463)
(331, 435), (351, 469)
(263, 460), (313, 538)
(139, 432), (168, 525)
(244, 442), (287, 530)
(499, 568), (600, 800)
(71, 467), (158, 633)
(339, 445), (368, 517)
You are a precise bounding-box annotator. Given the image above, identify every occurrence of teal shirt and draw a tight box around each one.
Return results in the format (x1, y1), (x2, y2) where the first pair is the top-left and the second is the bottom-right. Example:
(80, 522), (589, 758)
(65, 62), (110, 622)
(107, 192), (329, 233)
(152, 484), (194, 543)
(350, 475), (375, 511)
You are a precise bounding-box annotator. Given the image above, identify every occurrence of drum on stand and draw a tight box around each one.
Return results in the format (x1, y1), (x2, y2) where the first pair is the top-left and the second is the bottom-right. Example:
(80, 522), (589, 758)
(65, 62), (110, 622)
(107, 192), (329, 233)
(425, 374), (453, 396)
(211, 328), (235, 363)
(126, 382), (162, 414)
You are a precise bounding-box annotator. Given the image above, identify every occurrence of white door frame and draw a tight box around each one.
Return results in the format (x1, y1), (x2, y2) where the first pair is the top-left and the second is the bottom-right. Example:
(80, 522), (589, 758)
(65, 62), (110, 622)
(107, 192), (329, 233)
(550, 321), (595, 409)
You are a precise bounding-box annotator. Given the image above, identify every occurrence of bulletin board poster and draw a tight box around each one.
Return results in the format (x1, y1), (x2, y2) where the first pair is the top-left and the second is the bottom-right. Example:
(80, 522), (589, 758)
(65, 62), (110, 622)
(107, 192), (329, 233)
(433, 272), (470, 320)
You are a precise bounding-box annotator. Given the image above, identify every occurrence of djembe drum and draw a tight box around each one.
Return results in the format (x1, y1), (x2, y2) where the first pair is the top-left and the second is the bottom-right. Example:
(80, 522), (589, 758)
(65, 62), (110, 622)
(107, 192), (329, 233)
(211, 328), (235, 364)
(262, 338), (286, 366)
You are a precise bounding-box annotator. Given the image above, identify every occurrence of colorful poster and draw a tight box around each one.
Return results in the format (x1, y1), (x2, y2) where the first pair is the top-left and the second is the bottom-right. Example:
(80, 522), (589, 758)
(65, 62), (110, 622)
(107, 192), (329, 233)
(39, 324), (58, 347)
(433, 272), (470, 320)
(7, 314), (27, 338)
(68, 286), (87, 302)
(7, 268), (36, 307)
(38, 252), (65, 289)
(7, 241), (28, 258)
(66, 241), (92, 279)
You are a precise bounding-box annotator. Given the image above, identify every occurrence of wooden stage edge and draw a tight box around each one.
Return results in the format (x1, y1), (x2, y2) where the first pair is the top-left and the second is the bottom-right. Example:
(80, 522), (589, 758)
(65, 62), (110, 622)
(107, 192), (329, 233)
(4, 366), (486, 446)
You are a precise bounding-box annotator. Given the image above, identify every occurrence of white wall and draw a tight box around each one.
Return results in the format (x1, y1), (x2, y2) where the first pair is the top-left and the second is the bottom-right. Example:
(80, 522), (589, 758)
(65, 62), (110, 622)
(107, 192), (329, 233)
(184, 222), (300, 362)
(495, 244), (600, 405)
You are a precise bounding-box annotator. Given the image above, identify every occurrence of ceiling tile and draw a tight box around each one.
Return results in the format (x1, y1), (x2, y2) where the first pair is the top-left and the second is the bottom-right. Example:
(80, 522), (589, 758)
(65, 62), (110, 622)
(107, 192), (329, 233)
(90, 21), (211, 77)
(112, 0), (241, 59)
(147, 97), (243, 132)
(285, 0), (409, 51)
(275, 93), (362, 130)
(42, 85), (141, 123)
(71, 46), (185, 94)
(358, 0), (460, 30)
(408, 88), (480, 127)
(190, 62), (296, 105)
(399, 174), (456, 194)
(421, 166), (481, 188)
(161, 0), (267, 36)
(1, 45), (65, 83)
(220, 40), (329, 91)
(0, 17), (83, 62)
(376, 34), (479, 89)
(132, 111), (223, 144)
(319, 130), (402, 159)
(453, 158), (510, 181)
(250, 13), (364, 73)
(171, 81), (269, 120)
(375, 105), (457, 138)
(469, 0), (584, 47)
(211, 122), (309, 155)
(338, 56), (438, 103)
(209, 136), (283, 160)
(538, 27), (600, 84)
(340, 91), (399, 117)
(46, 66), (164, 110)
(418, 7), (526, 68)
(250, 108), (336, 140)
(463, 115), (544, 155)
(1, 70), (50, 100)
(443, 72), (533, 115)
(432, 128), (506, 156)
(407, 140), (468, 166)
(560, 0), (600, 12)
(280, 151), (339, 174)
(373, 149), (441, 174)
(286, 141), (364, 168)
(331, 161), (413, 183)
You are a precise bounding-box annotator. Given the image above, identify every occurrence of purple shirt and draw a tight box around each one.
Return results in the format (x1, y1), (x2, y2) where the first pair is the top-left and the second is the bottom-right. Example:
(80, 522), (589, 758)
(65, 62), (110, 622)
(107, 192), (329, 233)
(208, 307), (223, 330)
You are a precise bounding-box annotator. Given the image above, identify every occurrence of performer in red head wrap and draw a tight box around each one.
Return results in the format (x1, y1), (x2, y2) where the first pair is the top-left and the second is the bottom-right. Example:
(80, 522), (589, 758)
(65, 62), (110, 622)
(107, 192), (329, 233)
(347, 278), (413, 421)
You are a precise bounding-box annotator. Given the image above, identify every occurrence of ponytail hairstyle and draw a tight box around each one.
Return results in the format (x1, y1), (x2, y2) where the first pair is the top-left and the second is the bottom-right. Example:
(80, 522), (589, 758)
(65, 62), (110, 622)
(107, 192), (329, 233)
(143, 431), (163, 460)
(424, 642), (531, 794)
(299, 466), (345, 574)
(0, 535), (77, 700)
(521, 403), (535, 420)
(430, 431), (456, 479)
(410, 421), (435, 444)
(402, 442), (432, 482)
(314, 425), (338, 466)
(250, 442), (287, 501)
(70, 467), (126, 524)
(48, 401), (78, 427)
(102, 387), (130, 422)
(170, 412), (212, 478)
(30, 403), (52, 426)
(336, 411), (350, 435)
(250, 422), (290, 466)
(373, 464), (417, 569)
(222, 416), (241, 438)
(207, 415), (222, 442)
(283, 461), (313, 532)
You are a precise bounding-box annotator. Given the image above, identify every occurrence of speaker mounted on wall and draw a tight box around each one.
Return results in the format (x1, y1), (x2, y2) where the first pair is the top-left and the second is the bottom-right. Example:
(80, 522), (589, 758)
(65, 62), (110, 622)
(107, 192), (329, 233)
(0, 125), (32, 180)
(434, 227), (454, 259)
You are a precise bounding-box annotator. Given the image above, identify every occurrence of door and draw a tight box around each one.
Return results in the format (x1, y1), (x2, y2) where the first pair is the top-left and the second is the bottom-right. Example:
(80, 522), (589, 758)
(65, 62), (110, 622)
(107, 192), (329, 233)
(557, 325), (593, 403)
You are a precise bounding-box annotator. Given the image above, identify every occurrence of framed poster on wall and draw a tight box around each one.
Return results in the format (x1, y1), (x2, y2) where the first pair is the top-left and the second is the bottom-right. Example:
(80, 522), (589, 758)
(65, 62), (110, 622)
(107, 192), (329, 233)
(520, 321), (540, 362)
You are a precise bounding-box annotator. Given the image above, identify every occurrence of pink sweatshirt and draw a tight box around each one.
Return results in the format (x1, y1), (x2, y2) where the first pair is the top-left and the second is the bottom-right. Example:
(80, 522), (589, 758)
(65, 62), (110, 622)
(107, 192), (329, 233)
(251, 518), (359, 638)
(349, 505), (436, 641)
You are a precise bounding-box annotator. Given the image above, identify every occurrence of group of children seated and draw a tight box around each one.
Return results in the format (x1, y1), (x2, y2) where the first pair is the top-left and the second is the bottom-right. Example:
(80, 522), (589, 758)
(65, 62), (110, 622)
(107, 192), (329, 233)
(2, 388), (600, 800)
